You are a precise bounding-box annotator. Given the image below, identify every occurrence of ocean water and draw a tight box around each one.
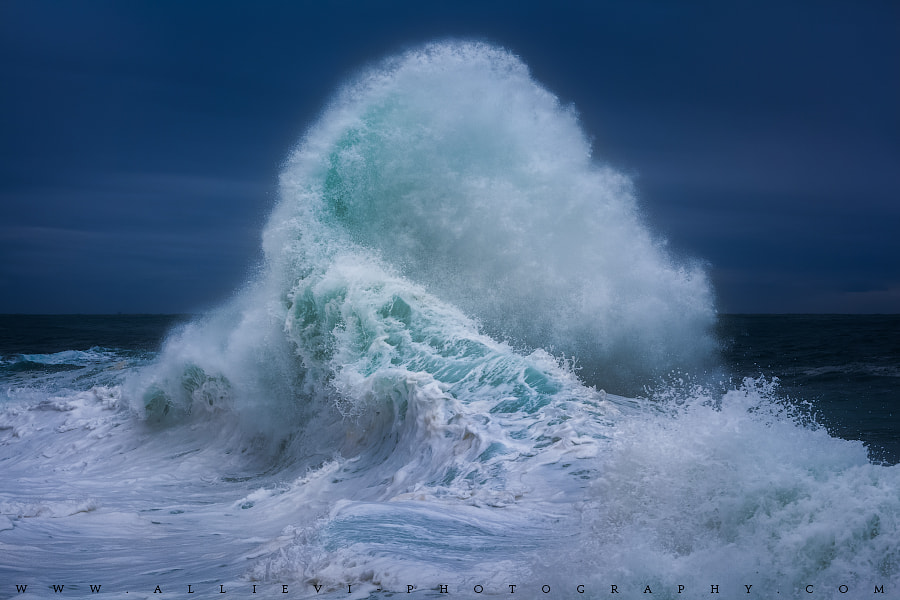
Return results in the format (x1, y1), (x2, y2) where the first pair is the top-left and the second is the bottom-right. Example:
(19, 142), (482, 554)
(1, 43), (897, 599)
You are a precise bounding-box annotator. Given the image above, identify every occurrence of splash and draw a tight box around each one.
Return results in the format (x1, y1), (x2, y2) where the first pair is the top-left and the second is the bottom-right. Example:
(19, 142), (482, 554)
(48, 42), (892, 597)
(270, 41), (716, 394)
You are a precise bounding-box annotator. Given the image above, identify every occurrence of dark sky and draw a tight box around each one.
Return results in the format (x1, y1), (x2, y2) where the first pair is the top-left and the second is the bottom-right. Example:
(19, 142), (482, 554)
(1, 0), (898, 314)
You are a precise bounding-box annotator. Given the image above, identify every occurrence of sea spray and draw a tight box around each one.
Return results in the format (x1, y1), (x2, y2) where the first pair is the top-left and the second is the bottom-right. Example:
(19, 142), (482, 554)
(270, 41), (717, 396)
(566, 377), (899, 596)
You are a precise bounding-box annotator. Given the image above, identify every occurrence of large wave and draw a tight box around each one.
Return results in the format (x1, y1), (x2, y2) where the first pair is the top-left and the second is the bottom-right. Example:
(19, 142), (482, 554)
(3, 42), (895, 599)
(134, 41), (717, 420)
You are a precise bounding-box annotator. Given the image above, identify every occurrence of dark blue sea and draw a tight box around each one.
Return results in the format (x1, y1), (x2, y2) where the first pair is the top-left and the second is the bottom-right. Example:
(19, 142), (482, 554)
(717, 314), (900, 465)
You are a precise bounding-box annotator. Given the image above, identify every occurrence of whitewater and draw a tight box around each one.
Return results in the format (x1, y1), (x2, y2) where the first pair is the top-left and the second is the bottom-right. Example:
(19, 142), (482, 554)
(1, 42), (897, 598)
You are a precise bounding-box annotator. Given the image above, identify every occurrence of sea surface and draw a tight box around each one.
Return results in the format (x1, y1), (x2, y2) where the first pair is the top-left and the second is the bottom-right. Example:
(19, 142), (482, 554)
(2, 314), (897, 465)
(717, 314), (899, 465)
(1, 43), (898, 599)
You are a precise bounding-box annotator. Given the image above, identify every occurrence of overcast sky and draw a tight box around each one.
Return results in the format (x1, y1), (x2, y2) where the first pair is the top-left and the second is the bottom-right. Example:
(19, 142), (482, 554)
(1, 0), (898, 314)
